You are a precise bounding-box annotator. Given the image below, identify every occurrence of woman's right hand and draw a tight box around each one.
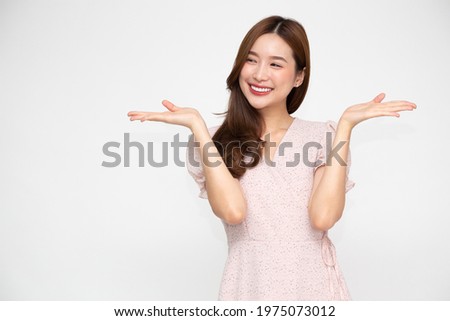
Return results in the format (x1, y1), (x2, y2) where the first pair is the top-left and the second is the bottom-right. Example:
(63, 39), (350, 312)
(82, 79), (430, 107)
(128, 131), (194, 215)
(127, 100), (204, 131)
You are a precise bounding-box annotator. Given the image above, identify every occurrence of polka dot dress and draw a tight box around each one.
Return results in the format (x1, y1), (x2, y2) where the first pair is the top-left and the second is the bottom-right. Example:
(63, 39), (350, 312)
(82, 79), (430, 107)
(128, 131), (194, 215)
(186, 117), (355, 300)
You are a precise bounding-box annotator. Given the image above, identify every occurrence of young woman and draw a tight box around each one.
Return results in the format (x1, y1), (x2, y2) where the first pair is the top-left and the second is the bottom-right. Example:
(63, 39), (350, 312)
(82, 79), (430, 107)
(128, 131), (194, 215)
(128, 16), (416, 300)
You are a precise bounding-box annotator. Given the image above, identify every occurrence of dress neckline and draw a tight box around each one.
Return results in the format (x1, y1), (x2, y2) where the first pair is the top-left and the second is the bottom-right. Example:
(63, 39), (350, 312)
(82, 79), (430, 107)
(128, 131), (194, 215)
(262, 117), (297, 165)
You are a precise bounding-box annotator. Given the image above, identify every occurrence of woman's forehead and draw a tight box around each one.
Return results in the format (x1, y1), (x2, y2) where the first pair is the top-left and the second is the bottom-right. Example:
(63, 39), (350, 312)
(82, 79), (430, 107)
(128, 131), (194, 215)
(249, 33), (294, 61)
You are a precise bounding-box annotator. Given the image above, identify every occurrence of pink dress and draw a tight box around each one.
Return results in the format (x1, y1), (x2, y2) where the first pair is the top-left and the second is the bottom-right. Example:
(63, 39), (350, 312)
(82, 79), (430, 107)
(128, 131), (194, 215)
(186, 117), (355, 300)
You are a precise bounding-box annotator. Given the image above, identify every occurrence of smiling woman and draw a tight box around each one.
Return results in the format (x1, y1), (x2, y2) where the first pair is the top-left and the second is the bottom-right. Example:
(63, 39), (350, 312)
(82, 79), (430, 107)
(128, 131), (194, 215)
(127, 15), (416, 301)
(240, 34), (304, 107)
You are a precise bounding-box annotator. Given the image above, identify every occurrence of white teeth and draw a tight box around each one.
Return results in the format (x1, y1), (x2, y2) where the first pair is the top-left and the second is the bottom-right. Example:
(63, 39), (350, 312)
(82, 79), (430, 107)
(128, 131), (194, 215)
(251, 85), (272, 93)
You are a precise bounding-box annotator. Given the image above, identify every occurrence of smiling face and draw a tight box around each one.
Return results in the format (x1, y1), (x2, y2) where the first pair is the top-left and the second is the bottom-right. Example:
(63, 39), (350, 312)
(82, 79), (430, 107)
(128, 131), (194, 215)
(238, 33), (304, 112)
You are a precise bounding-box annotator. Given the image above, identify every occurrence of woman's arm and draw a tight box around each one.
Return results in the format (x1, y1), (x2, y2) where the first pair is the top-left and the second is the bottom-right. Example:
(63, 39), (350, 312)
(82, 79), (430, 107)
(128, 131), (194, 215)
(308, 121), (352, 231)
(128, 100), (247, 225)
(191, 120), (247, 225)
(308, 93), (416, 231)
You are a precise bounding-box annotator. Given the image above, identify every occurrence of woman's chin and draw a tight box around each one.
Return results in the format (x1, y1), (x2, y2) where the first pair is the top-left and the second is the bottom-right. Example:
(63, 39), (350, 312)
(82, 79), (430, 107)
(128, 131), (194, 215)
(246, 99), (270, 110)
(250, 104), (267, 111)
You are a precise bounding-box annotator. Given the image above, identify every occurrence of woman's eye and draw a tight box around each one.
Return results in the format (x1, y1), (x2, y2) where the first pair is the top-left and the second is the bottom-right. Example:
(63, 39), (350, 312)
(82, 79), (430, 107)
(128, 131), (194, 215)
(246, 58), (256, 63)
(271, 63), (282, 68)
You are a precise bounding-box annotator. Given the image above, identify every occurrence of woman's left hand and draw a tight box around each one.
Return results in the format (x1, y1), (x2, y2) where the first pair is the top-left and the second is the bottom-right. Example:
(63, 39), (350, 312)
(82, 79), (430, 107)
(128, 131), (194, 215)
(339, 93), (417, 130)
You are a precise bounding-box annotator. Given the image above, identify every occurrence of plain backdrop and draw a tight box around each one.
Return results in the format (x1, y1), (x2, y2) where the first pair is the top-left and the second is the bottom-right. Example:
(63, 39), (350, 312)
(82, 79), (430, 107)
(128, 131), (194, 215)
(1, 0), (449, 300)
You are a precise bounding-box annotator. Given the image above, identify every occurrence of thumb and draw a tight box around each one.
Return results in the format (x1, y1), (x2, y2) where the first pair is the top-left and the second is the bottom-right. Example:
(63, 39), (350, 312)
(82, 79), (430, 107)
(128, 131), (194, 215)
(372, 93), (385, 103)
(162, 99), (179, 111)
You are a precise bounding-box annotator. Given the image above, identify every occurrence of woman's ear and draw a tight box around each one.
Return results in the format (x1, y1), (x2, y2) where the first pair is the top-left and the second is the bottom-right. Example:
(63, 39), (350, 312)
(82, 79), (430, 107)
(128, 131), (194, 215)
(294, 67), (306, 87)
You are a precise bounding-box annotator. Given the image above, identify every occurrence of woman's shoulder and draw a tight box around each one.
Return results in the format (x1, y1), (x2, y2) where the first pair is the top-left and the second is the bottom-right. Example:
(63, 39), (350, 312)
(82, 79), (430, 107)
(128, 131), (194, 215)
(297, 117), (333, 127)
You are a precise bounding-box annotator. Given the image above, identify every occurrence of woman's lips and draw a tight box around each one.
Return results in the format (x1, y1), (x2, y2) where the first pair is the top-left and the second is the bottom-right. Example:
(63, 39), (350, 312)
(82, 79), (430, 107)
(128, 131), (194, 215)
(249, 84), (273, 96)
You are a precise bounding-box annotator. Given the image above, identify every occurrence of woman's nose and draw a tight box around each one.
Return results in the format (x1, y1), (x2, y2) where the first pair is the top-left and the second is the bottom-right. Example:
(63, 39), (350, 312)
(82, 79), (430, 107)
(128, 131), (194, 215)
(252, 65), (269, 82)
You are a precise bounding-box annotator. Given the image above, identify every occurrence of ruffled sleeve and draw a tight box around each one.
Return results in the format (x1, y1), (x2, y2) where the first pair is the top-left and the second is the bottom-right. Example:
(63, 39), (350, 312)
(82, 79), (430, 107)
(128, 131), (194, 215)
(186, 126), (220, 199)
(314, 120), (355, 193)
(186, 132), (208, 199)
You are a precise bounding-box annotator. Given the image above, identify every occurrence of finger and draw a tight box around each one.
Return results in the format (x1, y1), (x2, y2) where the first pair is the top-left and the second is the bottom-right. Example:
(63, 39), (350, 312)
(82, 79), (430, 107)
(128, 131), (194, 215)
(129, 112), (147, 121)
(129, 115), (144, 121)
(382, 100), (415, 106)
(379, 101), (417, 109)
(128, 111), (143, 116)
(137, 112), (171, 123)
(386, 105), (416, 112)
(129, 113), (150, 122)
(372, 93), (385, 103)
(162, 100), (179, 112)
(369, 111), (400, 118)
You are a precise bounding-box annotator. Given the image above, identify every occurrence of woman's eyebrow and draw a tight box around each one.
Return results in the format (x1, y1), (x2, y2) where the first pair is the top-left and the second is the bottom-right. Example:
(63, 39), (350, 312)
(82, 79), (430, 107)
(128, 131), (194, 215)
(248, 51), (288, 63)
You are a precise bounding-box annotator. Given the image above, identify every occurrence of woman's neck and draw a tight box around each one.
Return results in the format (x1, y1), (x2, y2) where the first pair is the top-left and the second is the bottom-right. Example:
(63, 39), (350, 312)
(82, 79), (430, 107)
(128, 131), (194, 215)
(260, 111), (295, 135)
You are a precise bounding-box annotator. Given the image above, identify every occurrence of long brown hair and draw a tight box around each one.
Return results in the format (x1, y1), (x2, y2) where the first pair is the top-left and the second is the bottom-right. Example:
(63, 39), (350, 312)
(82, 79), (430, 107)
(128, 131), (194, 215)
(212, 16), (311, 179)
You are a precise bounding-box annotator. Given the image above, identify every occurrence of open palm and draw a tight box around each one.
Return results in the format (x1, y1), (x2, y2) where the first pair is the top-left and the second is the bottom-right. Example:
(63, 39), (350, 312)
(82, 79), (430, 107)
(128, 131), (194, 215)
(128, 100), (202, 130)
(340, 93), (416, 129)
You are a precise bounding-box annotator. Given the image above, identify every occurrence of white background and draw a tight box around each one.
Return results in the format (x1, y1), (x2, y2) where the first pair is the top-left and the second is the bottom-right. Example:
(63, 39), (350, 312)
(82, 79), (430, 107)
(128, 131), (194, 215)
(1, 0), (449, 300)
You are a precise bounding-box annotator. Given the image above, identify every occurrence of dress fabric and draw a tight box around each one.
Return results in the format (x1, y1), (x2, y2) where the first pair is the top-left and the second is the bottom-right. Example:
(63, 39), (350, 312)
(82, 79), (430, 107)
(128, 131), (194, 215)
(186, 117), (355, 300)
